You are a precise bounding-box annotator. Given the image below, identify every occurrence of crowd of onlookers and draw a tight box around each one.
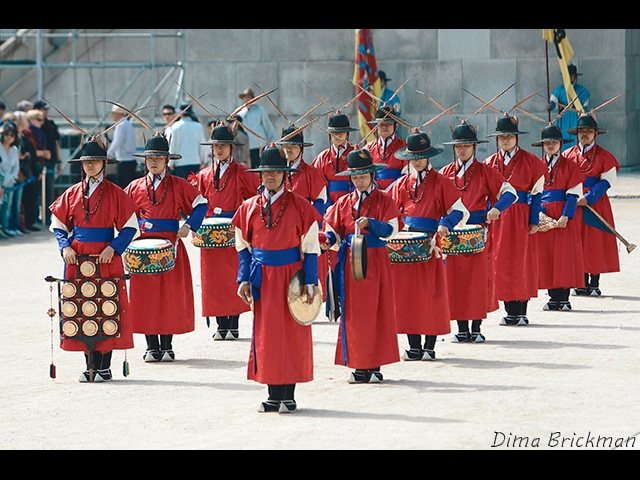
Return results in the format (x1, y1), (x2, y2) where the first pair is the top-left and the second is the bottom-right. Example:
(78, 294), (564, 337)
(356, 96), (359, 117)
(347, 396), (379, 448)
(0, 99), (60, 240)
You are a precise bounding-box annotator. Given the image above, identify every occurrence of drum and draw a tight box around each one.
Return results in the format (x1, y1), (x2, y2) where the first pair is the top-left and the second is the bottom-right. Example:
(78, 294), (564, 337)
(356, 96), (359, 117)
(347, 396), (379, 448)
(386, 231), (432, 264)
(441, 225), (485, 255)
(192, 218), (235, 248)
(124, 238), (176, 275)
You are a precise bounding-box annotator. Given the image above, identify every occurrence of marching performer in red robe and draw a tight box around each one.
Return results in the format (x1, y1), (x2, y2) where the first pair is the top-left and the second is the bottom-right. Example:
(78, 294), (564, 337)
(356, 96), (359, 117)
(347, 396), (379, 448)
(191, 123), (259, 340)
(364, 105), (407, 191)
(124, 134), (208, 362)
(564, 113), (620, 296)
(50, 137), (140, 382)
(311, 112), (358, 310)
(532, 124), (585, 311)
(323, 148), (402, 383)
(439, 122), (516, 343)
(232, 145), (322, 414)
(483, 114), (548, 326)
(387, 129), (468, 360)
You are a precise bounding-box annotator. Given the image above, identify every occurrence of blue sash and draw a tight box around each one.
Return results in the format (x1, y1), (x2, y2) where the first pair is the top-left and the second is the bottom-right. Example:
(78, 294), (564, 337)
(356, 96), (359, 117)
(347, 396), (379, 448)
(139, 218), (180, 233)
(72, 227), (114, 243)
(375, 168), (402, 181)
(542, 189), (567, 203)
(249, 246), (300, 302)
(515, 190), (530, 204)
(402, 216), (439, 233)
(467, 209), (487, 225)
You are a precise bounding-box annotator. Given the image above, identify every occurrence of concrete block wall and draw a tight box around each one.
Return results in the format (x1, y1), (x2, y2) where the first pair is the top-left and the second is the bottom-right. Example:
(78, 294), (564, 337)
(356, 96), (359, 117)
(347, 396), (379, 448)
(7, 29), (638, 169)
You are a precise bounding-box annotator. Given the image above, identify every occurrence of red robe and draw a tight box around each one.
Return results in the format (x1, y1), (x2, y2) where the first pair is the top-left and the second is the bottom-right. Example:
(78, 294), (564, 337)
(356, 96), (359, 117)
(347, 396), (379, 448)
(323, 188), (401, 369)
(192, 161), (259, 317)
(564, 144), (621, 274)
(232, 191), (322, 385)
(536, 155), (585, 289)
(124, 174), (204, 334)
(311, 144), (355, 300)
(49, 180), (138, 354)
(439, 160), (509, 319)
(387, 168), (460, 333)
(364, 135), (407, 191)
(484, 148), (547, 301)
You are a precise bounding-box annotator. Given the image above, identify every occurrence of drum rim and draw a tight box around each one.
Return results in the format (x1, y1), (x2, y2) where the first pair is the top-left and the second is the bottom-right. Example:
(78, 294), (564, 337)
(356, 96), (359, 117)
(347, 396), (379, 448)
(128, 238), (173, 249)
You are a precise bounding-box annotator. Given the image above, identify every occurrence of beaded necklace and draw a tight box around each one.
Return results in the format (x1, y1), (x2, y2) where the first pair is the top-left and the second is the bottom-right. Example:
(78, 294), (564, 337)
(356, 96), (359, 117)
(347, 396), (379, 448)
(82, 179), (105, 223)
(453, 160), (475, 191)
(212, 161), (231, 191)
(545, 155), (560, 186)
(145, 173), (168, 205)
(577, 144), (596, 174)
(407, 171), (427, 203)
(497, 150), (518, 181)
(258, 189), (287, 229)
(349, 189), (373, 221)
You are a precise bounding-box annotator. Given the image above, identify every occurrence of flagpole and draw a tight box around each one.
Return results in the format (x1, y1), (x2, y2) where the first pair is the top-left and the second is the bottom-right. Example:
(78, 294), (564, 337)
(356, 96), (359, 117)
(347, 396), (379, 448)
(545, 39), (551, 123)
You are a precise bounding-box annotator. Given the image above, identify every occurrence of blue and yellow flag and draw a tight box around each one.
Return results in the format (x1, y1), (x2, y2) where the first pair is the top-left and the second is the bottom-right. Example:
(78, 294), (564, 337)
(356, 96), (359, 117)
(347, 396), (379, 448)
(543, 29), (585, 113)
(354, 29), (382, 140)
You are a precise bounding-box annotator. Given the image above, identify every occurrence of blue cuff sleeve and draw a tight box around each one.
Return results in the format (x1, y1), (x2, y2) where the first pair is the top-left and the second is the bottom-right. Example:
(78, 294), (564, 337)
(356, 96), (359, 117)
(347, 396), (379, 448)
(368, 218), (393, 239)
(313, 198), (326, 217)
(529, 193), (542, 225)
(237, 248), (251, 283)
(110, 227), (137, 256)
(325, 231), (337, 247)
(493, 191), (516, 212)
(585, 179), (610, 205)
(302, 253), (319, 285)
(186, 203), (208, 231)
(440, 210), (463, 230)
(53, 228), (71, 254)
(562, 194), (578, 219)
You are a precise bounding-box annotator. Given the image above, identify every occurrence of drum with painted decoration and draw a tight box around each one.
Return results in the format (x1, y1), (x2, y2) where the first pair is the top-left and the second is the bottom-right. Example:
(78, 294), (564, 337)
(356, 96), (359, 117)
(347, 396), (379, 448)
(386, 231), (432, 264)
(192, 217), (235, 248)
(124, 238), (176, 275)
(441, 225), (485, 255)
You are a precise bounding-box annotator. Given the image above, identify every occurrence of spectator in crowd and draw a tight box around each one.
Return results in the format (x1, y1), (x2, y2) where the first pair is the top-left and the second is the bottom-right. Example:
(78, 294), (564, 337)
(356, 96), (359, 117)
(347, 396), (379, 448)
(168, 101), (208, 178)
(14, 110), (42, 232)
(237, 88), (278, 169)
(0, 121), (22, 237)
(26, 109), (51, 224)
(106, 103), (138, 188)
(34, 100), (62, 225)
(162, 104), (177, 143)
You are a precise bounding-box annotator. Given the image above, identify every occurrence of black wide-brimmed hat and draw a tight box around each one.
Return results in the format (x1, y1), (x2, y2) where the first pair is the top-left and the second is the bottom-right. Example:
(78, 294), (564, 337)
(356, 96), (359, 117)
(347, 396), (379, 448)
(275, 124), (313, 147)
(395, 129), (444, 161)
(531, 124), (573, 147)
(133, 133), (182, 159)
(201, 122), (243, 146)
(368, 104), (403, 126)
(567, 64), (582, 77)
(442, 122), (489, 145)
(487, 113), (528, 137)
(566, 113), (607, 135)
(335, 148), (386, 176)
(327, 111), (358, 133)
(246, 144), (301, 173)
(68, 137), (119, 164)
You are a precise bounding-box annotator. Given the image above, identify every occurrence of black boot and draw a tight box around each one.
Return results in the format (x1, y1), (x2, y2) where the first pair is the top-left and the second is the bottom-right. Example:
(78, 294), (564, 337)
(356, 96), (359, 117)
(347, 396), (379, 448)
(401, 334), (424, 360)
(471, 320), (485, 343)
(589, 274), (601, 296)
(574, 274), (590, 296)
(144, 335), (161, 362)
(516, 300), (529, 325)
(213, 316), (229, 340)
(422, 335), (437, 360)
(500, 301), (518, 325)
(228, 315), (240, 339)
(160, 335), (175, 362)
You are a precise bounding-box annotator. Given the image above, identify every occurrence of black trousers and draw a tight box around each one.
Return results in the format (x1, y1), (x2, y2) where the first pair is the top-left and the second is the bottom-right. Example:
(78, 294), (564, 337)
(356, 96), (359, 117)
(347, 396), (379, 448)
(84, 350), (113, 370)
(504, 300), (528, 316)
(216, 315), (239, 330)
(268, 384), (296, 401)
(145, 334), (173, 351)
(407, 334), (437, 351)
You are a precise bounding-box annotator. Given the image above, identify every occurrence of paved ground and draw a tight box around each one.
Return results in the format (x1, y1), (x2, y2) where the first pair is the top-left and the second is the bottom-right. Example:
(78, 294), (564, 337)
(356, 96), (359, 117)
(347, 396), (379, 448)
(1, 170), (639, 450)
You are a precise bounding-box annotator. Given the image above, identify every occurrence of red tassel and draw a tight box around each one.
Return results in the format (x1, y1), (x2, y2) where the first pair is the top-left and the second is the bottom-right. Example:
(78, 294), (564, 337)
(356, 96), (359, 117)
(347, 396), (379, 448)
(50, 363), (56, 379)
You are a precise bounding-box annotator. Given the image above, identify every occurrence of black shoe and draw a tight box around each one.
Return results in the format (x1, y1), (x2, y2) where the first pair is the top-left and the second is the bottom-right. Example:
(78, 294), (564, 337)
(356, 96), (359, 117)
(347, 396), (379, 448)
(470, 332), (486, 343)
(400, 348), (424, 361)
(573, 288), (589, 296)
(590, 288), (601, 297)
(421, 349), (436, 361)
(160, 350), (175, 362)
(368, 371), (384, 383)
(143, 349), (161, 362)
(278, 400), (297, 413)
(499, 315), (519, 326)
(213, 329), (228, 340)
(258, 400), (281, 413)
(559, 301), (572, 311)
(348, 370), (371, 384)
(451, 332), (471, 343)
(516, 315), (529, 326)
(543, 301), (560, 311)
(94, 369), (113, 382)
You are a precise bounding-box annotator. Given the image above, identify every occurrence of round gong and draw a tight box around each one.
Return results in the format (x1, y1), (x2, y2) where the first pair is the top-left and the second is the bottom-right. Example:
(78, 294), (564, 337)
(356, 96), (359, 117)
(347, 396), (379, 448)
(81, 300), (98, 317)
(100, 281), (117, 297)
(61, 282), (77, 298)
(82, 320), (99, 336)
(287, 269), (323, 326)
(79, 260), (96, 277)
(61, 301), (78, 317)
(102, 319), (118, 336)
(351, 234), (368, 281)
(101, 300), (118, 317)
(80, 281), (97, 298)
(62, 320), (79, 337)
